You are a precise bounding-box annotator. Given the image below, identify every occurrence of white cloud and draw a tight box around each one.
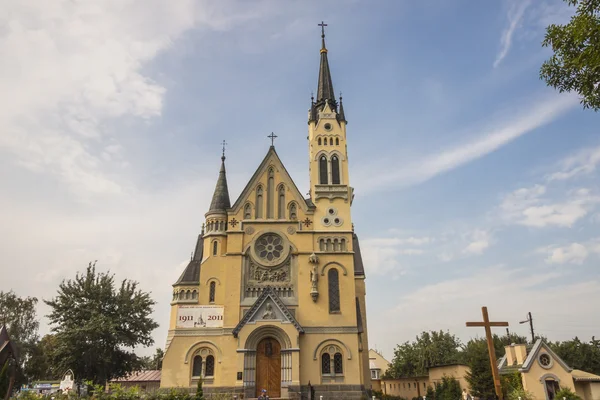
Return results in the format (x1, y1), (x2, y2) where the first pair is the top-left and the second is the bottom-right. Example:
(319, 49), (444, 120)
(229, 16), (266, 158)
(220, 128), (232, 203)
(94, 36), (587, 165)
(355, 92), (577, 191)
(494, 0), (532, 68)
(500, 185), (600, 228)
(463, 230), (492, 255)
(540, 238), (600, 264)
(368, 265), (600, 360)
(548, 145), (600, 181)
(361, 236), (431, 276)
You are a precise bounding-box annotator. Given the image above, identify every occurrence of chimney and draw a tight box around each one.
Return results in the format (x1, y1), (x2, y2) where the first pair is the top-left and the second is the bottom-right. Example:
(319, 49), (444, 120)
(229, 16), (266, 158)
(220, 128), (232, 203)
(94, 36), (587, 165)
(505, 344), (517, 366)
(514, 343), (528, 364)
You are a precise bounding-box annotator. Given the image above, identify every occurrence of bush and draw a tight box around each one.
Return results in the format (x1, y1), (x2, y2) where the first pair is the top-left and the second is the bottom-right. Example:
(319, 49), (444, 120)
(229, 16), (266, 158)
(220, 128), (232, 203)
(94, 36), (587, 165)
(506, 387), (534, 400)
(555, 387), (582, 400)
(434, 376), (461, 400)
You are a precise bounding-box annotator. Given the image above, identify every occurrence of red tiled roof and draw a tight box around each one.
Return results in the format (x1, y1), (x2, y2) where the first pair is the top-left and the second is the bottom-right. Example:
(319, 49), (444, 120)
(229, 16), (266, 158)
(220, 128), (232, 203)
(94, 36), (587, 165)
(111, 370), (161, 383)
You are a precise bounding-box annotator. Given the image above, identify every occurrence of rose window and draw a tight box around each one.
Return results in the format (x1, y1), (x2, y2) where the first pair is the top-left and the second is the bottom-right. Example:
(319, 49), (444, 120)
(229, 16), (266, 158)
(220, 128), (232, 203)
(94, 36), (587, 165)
(255, 234), (284, 261)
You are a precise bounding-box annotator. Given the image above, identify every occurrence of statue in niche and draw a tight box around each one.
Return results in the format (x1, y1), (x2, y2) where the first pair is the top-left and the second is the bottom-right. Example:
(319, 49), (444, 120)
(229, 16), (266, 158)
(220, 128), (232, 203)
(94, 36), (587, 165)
(309, 252), (319, 302)
(262, 302), (276, 319)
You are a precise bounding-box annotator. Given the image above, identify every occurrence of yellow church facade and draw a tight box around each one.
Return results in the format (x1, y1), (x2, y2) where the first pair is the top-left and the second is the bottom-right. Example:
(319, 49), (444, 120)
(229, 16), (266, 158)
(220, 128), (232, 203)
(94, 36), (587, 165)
(160, 26), (371, 399)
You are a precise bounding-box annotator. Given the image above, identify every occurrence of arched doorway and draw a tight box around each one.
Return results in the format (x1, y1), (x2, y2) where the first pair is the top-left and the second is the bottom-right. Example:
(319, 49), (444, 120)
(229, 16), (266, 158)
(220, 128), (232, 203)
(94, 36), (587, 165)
(255, 337), (281, 398)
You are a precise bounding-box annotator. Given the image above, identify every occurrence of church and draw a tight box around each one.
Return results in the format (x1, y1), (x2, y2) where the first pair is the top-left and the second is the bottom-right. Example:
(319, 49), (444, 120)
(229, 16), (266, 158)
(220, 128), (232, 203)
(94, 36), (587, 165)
(160, 25), (371, 399)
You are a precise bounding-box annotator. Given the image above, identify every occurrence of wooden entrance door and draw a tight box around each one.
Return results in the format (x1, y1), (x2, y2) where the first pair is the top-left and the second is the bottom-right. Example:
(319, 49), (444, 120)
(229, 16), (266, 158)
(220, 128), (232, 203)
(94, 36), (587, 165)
(255, 337), (281, 398)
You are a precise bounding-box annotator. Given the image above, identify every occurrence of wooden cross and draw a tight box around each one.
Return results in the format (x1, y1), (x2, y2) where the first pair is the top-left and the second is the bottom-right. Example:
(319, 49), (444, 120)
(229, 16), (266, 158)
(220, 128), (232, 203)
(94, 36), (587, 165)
(466, 307), (509, 400)
(267, 132), (278, 146)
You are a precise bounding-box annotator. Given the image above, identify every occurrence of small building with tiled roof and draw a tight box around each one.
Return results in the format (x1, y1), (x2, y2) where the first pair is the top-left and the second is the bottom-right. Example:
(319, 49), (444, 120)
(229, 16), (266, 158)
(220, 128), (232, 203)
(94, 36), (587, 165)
(498, 339), (600, 400)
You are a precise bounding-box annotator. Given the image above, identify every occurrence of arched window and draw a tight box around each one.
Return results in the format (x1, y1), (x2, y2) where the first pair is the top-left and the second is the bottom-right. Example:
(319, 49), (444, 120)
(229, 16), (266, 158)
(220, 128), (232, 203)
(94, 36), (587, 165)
(336, 138), (339, 145)
(289, 203), (297, 220)
(212, 241), (218, 256)
(209, 281), (216, 303)
(329, 138), (333, 145)
(319, 156), (328, 184)
(321, 353), (331, 375)
(341, 238), (346, 251)
(328, 268), (340, 313)
(186, 290), (191, 300)
(255, 186), (263, 218)
(318, 138), (322, 145)
(334, 353), (343, 374)
(331, 155), (340, 184)
(192, 356), (202, 377)
(192, 290), (198, 300)
(205, 355), (215, 377)
(267, 169), (274, 219)
(278, 185), (285, 219)
(244, 203), (251, 219)
(323, 138), (328, 146)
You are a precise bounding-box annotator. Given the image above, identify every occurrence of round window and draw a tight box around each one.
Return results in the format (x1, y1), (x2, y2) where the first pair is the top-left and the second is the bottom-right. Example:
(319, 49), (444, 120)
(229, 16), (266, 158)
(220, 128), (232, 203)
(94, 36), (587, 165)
(334, 218), (340, 224)
(539, 353), (552, 368)
(252, 233), (289, 266)
(324, 123), (332, 131)
(323, 218), (330, 224)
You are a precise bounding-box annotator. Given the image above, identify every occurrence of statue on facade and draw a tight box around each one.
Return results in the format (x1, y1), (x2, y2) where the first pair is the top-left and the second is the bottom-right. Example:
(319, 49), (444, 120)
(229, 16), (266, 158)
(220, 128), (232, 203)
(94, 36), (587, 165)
(309, 252), (319, 302)
(262, 303), (276, 319)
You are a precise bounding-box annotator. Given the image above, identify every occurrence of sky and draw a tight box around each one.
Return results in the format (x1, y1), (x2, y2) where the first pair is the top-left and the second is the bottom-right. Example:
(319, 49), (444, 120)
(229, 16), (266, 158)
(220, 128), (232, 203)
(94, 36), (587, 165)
(1, 0), (599, 361)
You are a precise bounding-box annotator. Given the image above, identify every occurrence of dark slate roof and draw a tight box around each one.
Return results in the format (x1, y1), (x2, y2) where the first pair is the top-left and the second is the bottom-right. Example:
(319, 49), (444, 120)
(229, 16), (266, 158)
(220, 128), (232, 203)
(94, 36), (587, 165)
(0, 325), (18, 364)
(232, 286), (304, 338)
(174, 235), (203, 286)
(338, 96), (347, 123)
(208, 156), (231, 213)
(314, 33), (337, 112)
(353, 233), (365, 276)
(355, 298), (364, 334)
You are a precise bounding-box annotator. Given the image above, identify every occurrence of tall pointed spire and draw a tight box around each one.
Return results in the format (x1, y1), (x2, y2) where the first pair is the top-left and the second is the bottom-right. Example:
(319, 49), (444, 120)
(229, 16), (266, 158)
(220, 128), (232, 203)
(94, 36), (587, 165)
(208, 144), (231, 213)
(315, 21), (336, 111)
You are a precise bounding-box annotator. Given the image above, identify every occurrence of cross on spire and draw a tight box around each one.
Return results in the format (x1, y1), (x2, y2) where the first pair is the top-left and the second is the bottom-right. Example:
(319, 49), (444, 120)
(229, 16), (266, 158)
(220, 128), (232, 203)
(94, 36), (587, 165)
(221, 140), (227, 160)
(318, 21), (327, 38)
(267, 132), (278, 147)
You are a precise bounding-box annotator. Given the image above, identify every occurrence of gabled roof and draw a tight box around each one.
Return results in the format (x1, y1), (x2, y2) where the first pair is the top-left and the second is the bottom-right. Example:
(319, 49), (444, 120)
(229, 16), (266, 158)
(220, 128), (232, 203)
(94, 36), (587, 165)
(0, 325), (18, 363)
(110, 370), (161, 383)
(232, 286), (304, 337)
(572, 369), (600, 382)
(174, 235), (203, 286)
(353, 234), (365, 277)
(230, 146), (314, 213)
(520, 339), (572, 373)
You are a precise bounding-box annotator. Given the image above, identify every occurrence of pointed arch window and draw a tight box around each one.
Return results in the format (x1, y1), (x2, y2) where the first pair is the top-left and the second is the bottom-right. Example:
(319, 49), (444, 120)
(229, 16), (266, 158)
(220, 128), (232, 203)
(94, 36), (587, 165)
(212, 241), (218, 256)
(255, 186), (263, 218)
(319, 156), (328, 184)
(244, 203), (251, 219)
(267, 169), (274, 219)
(331, 155), (340, 184)
(209, 281), (216, 303)
(278, 185), (285, 219)
(192, 356), (202, 377)
(321, 353), (331, 375)
(328, 268), (340, 313)
(289, 202), (297, 220)
(205, 355), (215, 377)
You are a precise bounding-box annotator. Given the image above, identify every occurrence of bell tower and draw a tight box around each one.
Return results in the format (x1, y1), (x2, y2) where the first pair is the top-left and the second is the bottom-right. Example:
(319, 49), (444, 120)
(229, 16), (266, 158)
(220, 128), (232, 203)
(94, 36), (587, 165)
(308, 22), (353, 229)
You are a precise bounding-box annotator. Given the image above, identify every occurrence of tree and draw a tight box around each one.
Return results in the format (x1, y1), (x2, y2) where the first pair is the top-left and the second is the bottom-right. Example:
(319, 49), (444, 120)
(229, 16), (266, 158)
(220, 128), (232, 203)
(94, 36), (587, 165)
(555, 387), (583, 400)
(387, 331), (462, 378)
(463, 338), (495, 400)
(434, 376), (462, 400)
(139, 348), (164, 370)
(0, 290), (39, 386)
(550, 336), (600, 375)
(540, 0), (600, 111)
(44, 262), (159, 384)
(27, 334), (60, 380)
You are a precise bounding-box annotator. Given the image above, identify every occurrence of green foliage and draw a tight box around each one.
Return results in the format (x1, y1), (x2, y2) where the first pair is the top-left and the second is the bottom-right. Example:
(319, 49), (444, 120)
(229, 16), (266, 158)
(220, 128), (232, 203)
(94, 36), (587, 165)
(555, 387), (583, 400)
(388, 331), (462, 378)
(140, 348), (165, 371)
(0, 290), (40, 386)
(462, 338), (495, 399)
(433, 376), (461, 400)
(369, 390), (406, 400)
(550, 336), (600, 375)
(425, 385), (435, 400)
(0, 360), (9, 399)
(195, 377), (203, 400)
(44, 261), (159, 384)
(501, 372), (524, 397)
(540, 0), (600, 111)
(506, 387), (534, 400)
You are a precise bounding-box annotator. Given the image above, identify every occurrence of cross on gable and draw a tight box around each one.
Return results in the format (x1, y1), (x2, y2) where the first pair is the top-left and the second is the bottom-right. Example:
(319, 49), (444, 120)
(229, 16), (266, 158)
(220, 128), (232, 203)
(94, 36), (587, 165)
(267, 132), (278, 146)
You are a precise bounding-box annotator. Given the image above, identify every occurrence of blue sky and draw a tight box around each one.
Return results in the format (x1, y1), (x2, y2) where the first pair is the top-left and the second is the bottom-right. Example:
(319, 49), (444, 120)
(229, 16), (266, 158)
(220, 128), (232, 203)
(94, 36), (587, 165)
(1, 0), (599, 360)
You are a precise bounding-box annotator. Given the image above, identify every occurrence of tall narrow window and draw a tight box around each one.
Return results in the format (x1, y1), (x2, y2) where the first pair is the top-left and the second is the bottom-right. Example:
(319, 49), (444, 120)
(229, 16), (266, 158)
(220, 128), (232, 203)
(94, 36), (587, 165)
(205, 355), (215, 377)
(192, 356), (202, 377)
(328, 268), (340, 313)
(318, 138), (322, 145)
(209, 281), (216, 303)
(331, 155), (340, 184)
(267, 169), (274, 219)
(278, 185), (285, 219)
(319, 156), (328, 184)
(212, 241), (218, 256)
(334, 353), (343, 374)
(289, 203), (297, 220)
(329, 138), (333, 145)
(255, 186), (263, 218)
(321, 353), (331, 374)
(244, 203), (251, 219)
(336, 138), (339, 145)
